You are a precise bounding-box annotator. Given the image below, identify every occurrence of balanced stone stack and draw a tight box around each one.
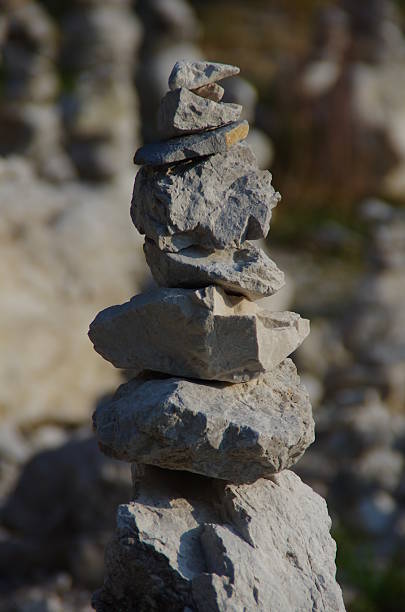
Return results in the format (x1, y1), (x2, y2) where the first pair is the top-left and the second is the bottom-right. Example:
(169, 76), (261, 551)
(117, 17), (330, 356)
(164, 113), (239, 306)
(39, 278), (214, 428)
(0, 0), (74, 181)
(89, 61), (344, 611)
(61, 0), (141, 180)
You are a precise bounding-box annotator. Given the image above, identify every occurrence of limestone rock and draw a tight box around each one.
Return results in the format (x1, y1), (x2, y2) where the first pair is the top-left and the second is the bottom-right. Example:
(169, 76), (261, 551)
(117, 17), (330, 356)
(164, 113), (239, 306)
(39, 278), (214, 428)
(192, 82), (224, 102)
(157, 87), (242, 139)
(88, 285), (309, 382)
(132, 142), (281, 252)
(168, 59), (240, 90)
(144, 239), (285, 300)
(0, 158), (148, 430)
(134, 120), (249, 166)
(92, 468), (345, 612)
(93, 359), (314, 482)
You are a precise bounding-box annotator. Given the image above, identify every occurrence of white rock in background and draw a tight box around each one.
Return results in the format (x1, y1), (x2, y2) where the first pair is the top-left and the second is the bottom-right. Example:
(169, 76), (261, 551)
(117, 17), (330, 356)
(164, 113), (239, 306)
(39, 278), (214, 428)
(0, 159), (148, 430)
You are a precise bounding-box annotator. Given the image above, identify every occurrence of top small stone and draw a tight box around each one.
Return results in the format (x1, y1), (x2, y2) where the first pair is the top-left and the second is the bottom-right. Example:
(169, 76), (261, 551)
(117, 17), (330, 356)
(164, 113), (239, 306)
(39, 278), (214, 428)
(168, 60), (240, 91)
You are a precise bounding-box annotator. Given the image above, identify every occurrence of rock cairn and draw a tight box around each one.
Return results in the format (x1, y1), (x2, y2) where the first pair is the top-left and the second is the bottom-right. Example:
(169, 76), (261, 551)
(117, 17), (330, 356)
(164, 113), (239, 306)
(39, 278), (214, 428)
(89, 60), (344, 611)
(0, 0), (74, 182)
(61, 0), (141, 181)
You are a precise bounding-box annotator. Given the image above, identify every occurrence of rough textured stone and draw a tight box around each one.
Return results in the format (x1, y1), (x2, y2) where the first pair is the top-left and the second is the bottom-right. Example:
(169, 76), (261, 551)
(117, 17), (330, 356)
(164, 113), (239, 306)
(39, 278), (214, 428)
(134, 120), (249, 166)
(88, 285), (309, 382)
(92, 467), (344, 612)
(93, 359), (314, 482)
(168, 59), (240, 90)
(157, 87), (242, 139)
(144, 239), (285, 300)
(192, 82), (224, 102)
(132, 142), (281, 252)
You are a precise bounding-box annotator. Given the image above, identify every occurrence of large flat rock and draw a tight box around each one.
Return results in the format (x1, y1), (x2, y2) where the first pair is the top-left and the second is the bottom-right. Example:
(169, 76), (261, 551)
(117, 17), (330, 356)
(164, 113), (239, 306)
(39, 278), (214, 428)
(88, 285), (309, 382)
(93, 359), (314, 482)
(131, 142), (280, 252)
(157, 87), (242, 139)
(134, 120), (248, 166)
(168, 60), (240, 90)
(92, 467), (345, 612)
(144, 239), (285, 300)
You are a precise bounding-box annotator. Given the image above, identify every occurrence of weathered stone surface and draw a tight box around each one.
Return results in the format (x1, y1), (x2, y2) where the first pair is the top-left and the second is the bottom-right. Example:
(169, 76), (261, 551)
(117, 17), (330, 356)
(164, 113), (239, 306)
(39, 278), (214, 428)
(144, 239), (285, 300)
(134, 120), (249, 166)
(168, 59), (240, 90)
(88, 285), (309, 382)
(132, 142), (281, 251)
(92, 467), (345, 612)
(0, 158), (148, 430)
(192, 82), (224, 102)
(93, 359), (314, 482)
(157, 87), (242, 139)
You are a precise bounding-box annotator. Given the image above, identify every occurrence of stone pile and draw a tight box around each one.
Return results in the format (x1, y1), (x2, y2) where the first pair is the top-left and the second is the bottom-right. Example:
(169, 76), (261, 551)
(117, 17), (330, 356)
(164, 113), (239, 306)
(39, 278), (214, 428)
(0, 0), (74, 181)
(61, 0), (141, 180)
(88, 60), (344, 611)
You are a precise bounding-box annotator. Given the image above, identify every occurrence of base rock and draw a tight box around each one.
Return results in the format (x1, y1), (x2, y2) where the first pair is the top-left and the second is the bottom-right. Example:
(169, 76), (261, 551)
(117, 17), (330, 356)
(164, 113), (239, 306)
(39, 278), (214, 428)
(131, 142), (280, 252)
(88, 285), (309, 382)
(93, 359), (314, 482)
(92, 467), (345, 612)
(144, 238), (285, 300)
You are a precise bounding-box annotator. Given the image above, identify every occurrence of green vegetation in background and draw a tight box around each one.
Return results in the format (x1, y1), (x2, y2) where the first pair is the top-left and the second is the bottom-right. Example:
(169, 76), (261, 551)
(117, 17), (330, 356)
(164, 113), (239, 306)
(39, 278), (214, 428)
(37, 0), (71, 19)
(334, 527), (405, 612)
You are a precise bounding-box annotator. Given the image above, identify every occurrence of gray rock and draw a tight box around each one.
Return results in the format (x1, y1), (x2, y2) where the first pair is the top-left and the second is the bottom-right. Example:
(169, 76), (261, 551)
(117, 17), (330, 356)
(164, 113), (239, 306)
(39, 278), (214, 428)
(89, 285), (309, 382)
(0, 437), (131, 588)
(134, 120), (249, 166)
(192, 82), (224, 102)
(92, 468), (344, 611)
(168, 59), (240, 90)
(93, 359), (314, 482)
(131, 142), (280, 251)
(157, 87), (242, 139)
(144, 239), (285, 300)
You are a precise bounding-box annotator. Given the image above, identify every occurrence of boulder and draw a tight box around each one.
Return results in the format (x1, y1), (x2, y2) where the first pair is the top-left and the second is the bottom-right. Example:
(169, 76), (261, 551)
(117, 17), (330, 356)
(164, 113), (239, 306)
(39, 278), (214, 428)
(144, 239), (285, 300)
(92, 467), (344, 612)
(93, 359), (314, 482)
(157, 87), (241, 138)
(134, 120), (248, 166)
(168, 59), (240, 90)
(88, 285), (309, 382)
(131, 142), (280, 252)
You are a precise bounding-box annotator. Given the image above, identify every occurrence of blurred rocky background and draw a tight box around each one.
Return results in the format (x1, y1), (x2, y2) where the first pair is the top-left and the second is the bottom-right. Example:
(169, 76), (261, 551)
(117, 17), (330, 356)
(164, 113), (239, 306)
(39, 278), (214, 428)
(0, 0), (404, 610)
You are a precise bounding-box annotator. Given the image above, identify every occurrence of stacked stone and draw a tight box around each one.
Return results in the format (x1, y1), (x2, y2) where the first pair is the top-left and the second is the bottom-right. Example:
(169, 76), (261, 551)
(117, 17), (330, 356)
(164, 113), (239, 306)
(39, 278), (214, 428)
(0, 0), (74, 181)
(61, 0), (141, 180)
(89, 61), (344, 611)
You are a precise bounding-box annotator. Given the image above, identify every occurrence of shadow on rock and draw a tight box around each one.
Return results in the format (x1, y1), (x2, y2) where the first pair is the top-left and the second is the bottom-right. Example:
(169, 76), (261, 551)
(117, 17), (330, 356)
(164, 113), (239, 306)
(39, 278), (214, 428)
(0, 436), (132, 594)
